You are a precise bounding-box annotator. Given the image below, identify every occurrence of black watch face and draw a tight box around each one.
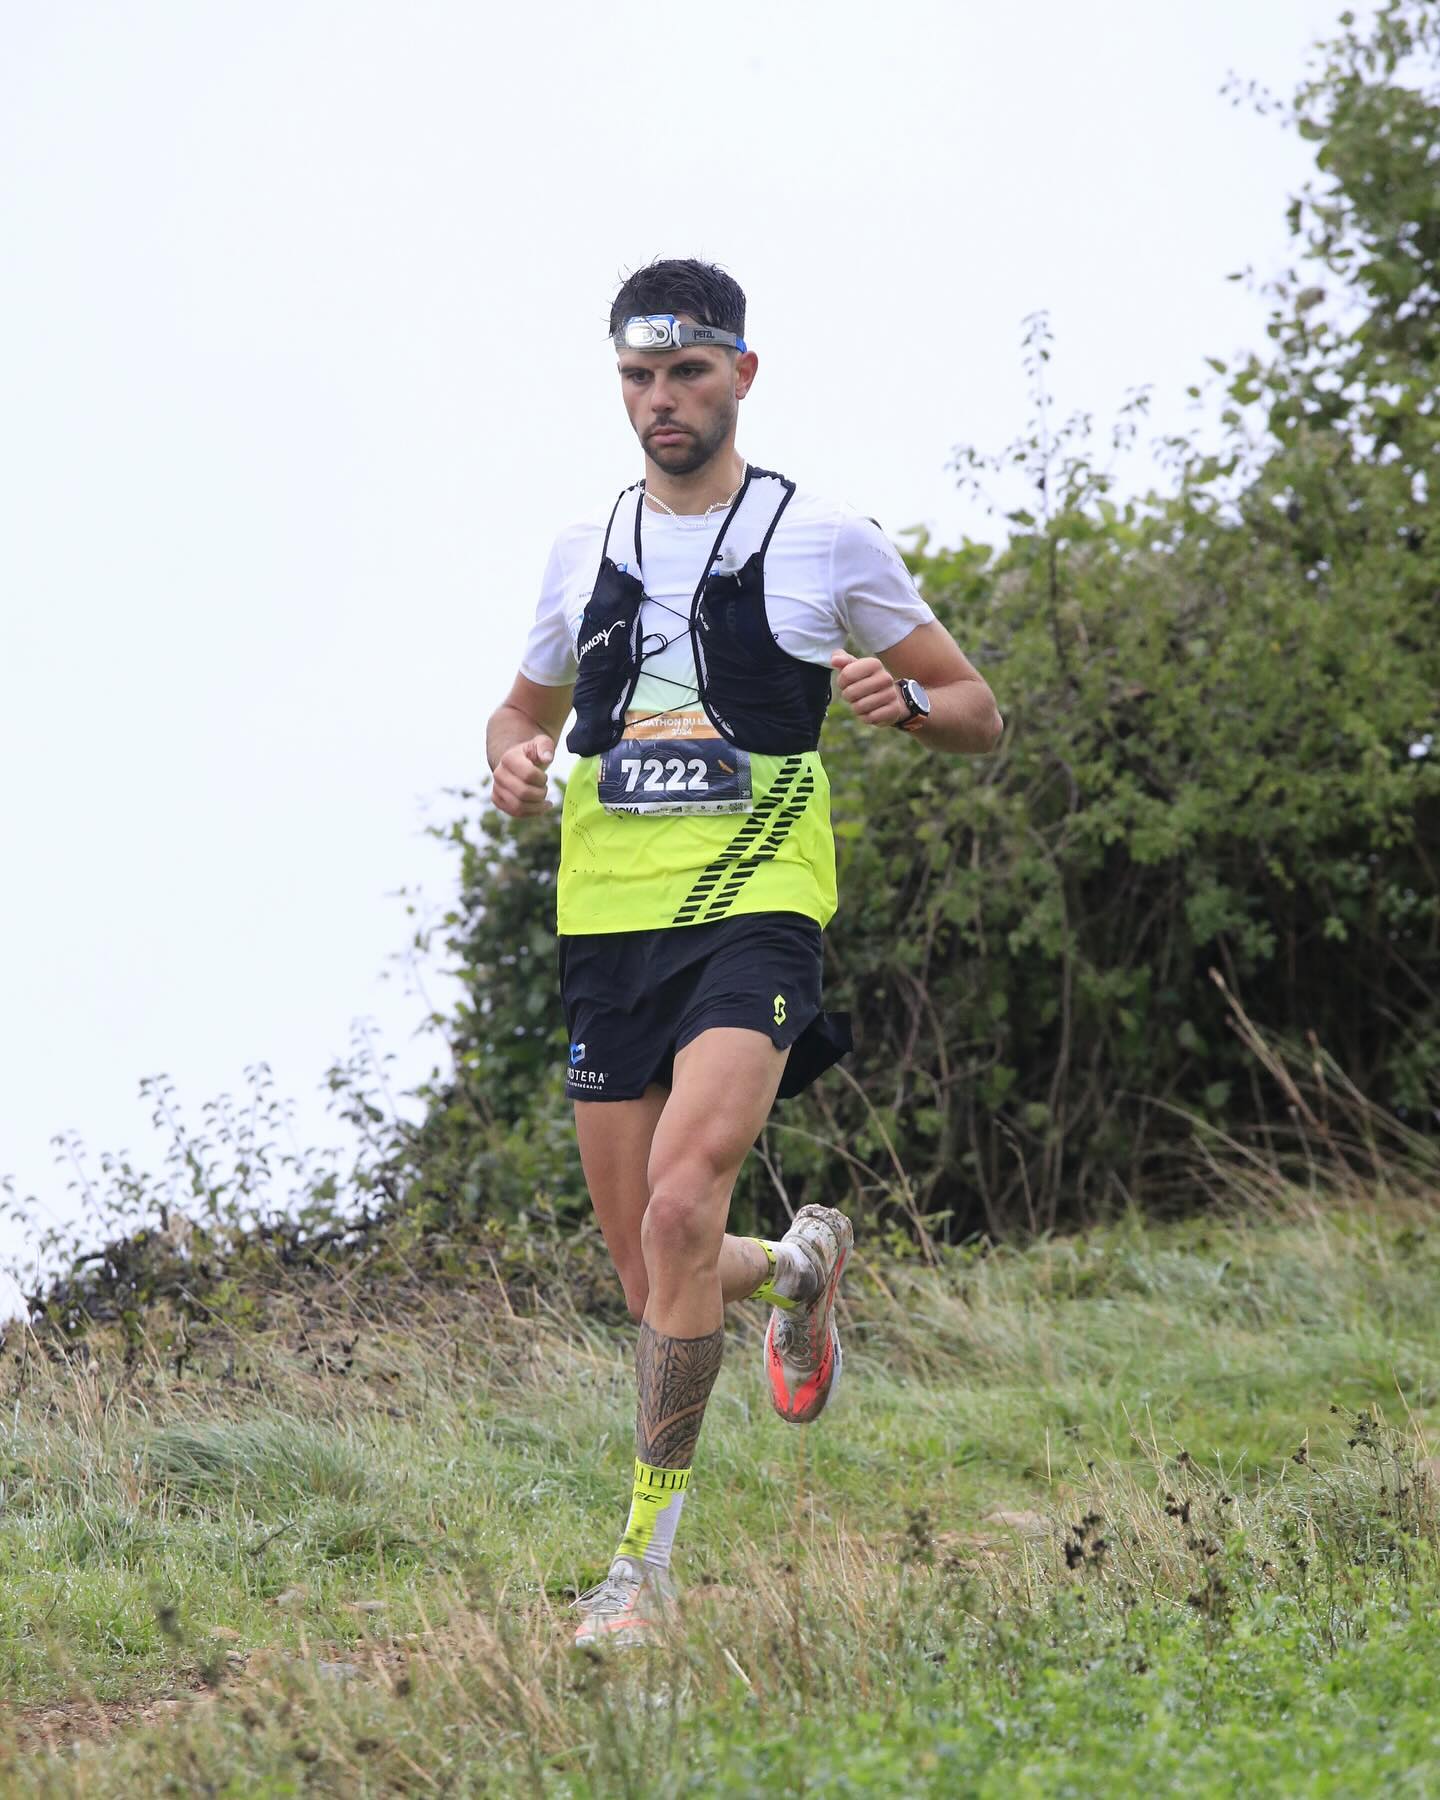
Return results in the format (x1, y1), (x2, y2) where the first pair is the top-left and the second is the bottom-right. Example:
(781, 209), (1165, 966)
(907, 681), (931, 715)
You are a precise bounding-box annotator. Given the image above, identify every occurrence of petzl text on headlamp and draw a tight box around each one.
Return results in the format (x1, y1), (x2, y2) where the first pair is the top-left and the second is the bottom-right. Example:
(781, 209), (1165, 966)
(614, 314), (747, 354)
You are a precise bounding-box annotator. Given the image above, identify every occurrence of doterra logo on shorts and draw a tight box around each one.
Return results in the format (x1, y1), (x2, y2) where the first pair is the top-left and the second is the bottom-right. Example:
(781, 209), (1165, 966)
(567, 1042), (607, 1087)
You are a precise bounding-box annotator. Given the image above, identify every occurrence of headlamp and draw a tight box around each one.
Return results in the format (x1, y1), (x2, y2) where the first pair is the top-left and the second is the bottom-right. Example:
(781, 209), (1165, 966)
(613, 313), (747, 354)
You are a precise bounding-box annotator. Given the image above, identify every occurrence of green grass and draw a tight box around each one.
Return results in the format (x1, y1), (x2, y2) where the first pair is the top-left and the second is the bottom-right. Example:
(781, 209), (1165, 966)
(4, 1196), (1440, 1794)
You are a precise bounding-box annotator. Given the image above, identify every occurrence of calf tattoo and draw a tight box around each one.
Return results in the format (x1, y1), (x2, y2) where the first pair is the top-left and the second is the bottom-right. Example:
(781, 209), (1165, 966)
(635, 1322), (725, 1469)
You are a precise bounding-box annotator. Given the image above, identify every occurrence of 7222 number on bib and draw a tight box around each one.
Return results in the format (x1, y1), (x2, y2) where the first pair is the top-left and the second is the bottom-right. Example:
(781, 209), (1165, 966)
(598, 737), (753, 815)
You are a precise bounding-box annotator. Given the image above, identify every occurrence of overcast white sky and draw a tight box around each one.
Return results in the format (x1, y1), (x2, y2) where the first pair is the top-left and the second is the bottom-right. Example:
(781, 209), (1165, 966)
(0, 0), (1354, 1297)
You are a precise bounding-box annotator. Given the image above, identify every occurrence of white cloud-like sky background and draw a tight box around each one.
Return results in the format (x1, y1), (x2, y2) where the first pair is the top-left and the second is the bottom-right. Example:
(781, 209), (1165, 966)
(1, 0), (1355, 1302)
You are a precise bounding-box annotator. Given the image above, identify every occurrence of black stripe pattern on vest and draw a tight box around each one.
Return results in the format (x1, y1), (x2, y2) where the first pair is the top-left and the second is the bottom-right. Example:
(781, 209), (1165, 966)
(671, 757), (816, 926)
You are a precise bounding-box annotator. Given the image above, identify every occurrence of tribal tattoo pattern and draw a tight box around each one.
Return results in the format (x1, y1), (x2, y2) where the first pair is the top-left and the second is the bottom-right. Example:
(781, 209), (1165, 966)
(634, 1322), (726, 1470)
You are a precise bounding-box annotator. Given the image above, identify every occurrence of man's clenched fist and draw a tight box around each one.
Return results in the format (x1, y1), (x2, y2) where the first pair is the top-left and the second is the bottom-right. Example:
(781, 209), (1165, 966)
(831, 650), (905, 727)
(492, 735), (555, 817)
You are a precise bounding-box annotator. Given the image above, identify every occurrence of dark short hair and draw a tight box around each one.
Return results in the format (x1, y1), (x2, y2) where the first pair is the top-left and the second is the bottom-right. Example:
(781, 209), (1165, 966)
(608, 259), (747, 340)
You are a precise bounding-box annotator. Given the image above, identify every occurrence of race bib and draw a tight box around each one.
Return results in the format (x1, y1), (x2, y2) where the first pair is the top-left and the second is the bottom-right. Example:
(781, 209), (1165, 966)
(598, 713), (753, 815)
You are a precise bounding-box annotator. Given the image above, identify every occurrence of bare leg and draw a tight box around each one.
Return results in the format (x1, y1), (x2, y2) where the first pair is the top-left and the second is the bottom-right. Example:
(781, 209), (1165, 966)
(573, 1086), (779, 1325)
(573, 1088), (667, 1321)
(718, 1234), (772, 1305)
(571, 1030), (795, 1628)
(635, 1028), (789, 1467)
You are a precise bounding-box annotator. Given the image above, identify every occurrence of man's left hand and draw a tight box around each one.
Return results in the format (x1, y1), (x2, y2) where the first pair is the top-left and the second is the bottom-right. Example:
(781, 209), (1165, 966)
(831, 650), (906, 727)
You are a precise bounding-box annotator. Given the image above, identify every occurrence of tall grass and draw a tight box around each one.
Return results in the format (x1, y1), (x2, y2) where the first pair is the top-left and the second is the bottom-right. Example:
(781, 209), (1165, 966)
(3, 1175), (1440, 1792)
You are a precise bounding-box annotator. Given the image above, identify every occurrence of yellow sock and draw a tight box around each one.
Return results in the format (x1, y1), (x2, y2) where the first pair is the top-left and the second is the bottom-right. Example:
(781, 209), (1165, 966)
(745, 1237), (799, 1310)
(617, 1460), (690, 1571)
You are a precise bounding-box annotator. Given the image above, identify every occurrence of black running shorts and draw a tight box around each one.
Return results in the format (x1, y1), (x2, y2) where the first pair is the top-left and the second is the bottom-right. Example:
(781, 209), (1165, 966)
(558, 912), (852, 1103)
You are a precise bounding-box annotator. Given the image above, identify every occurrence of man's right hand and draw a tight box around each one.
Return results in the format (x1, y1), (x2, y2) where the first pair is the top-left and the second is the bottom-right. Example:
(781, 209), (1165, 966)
(491, 735), (555, 817)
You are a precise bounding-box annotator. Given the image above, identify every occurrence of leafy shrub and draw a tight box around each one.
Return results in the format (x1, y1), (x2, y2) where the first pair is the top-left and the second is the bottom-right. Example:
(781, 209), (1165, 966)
(414, 4), (1438, 1239)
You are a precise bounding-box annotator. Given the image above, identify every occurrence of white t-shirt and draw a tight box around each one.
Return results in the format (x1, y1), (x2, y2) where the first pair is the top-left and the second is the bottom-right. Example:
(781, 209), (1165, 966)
(520, 478), (935, 718)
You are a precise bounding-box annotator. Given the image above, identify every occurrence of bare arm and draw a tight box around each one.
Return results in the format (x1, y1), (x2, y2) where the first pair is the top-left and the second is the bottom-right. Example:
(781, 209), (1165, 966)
(486, 672), (575, 817)
(831, 620), (1003, 754)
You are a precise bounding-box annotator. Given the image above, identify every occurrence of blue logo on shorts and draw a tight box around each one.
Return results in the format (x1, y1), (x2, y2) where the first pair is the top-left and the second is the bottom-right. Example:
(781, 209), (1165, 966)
(569, 1042), (586, 1067)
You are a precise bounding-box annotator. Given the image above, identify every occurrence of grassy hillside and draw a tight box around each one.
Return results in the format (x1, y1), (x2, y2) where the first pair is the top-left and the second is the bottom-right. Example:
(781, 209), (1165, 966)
(3, 1194), (1440, 1795)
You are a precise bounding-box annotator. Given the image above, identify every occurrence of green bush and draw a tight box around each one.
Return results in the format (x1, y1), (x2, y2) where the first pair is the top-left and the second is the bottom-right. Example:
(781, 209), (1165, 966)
(411, 4), (1438, 1240)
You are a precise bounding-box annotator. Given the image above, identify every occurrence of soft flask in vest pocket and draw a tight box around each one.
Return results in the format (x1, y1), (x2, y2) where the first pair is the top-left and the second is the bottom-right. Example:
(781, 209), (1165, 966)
(568, 557), (647, 757)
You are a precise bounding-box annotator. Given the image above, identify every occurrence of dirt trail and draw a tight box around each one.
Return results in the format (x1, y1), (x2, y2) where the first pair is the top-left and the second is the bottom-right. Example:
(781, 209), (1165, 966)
(8, 1686), (217, 1756)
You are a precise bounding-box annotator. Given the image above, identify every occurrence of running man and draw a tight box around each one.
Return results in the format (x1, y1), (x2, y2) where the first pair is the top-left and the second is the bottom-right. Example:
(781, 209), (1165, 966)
(486, 260), (1002, 1647)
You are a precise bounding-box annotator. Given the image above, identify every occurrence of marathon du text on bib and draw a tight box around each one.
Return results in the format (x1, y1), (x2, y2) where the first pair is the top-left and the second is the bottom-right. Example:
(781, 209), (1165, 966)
(598, 712), (753, 815)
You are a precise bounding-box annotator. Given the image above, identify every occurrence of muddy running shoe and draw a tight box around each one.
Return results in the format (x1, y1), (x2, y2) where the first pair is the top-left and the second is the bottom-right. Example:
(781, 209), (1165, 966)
(572, 1556), (676, 1649)
(763, 1204), (853, 1424)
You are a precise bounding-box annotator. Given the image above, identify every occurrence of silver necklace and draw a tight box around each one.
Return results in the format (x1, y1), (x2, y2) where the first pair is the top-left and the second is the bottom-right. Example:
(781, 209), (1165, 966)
(643, 468), (745, 521)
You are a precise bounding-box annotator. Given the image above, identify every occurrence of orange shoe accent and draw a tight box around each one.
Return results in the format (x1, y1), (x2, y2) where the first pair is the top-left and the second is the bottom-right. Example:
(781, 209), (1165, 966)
(579, 1609), (663, 1643)
(788, 1330), (835, 1416)
(763, 1211), (851, 1425)
(765, 1249), (847, 1422)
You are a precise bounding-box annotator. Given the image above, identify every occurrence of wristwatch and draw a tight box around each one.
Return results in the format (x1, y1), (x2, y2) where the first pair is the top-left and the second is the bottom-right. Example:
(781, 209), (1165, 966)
(894, 678), (931, 733)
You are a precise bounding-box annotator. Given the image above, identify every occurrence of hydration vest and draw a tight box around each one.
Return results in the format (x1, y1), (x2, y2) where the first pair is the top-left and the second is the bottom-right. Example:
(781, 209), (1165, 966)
(566, 467), (834, 758)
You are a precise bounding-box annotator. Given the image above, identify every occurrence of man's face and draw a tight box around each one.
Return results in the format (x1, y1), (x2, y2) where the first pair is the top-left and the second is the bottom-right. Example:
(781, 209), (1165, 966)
(616, 319), (756, 476)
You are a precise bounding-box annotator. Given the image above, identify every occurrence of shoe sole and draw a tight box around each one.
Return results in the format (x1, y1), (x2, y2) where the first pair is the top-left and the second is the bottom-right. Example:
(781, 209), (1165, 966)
(573, 1617), (664, 1649)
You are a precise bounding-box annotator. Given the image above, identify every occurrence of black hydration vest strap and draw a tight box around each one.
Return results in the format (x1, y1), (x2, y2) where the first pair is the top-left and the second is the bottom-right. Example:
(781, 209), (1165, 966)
(600, 482), (641, 566)
(689, 470), (791, 738)
(756, 473), (797, 560)
(609, 472), (757, 732)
